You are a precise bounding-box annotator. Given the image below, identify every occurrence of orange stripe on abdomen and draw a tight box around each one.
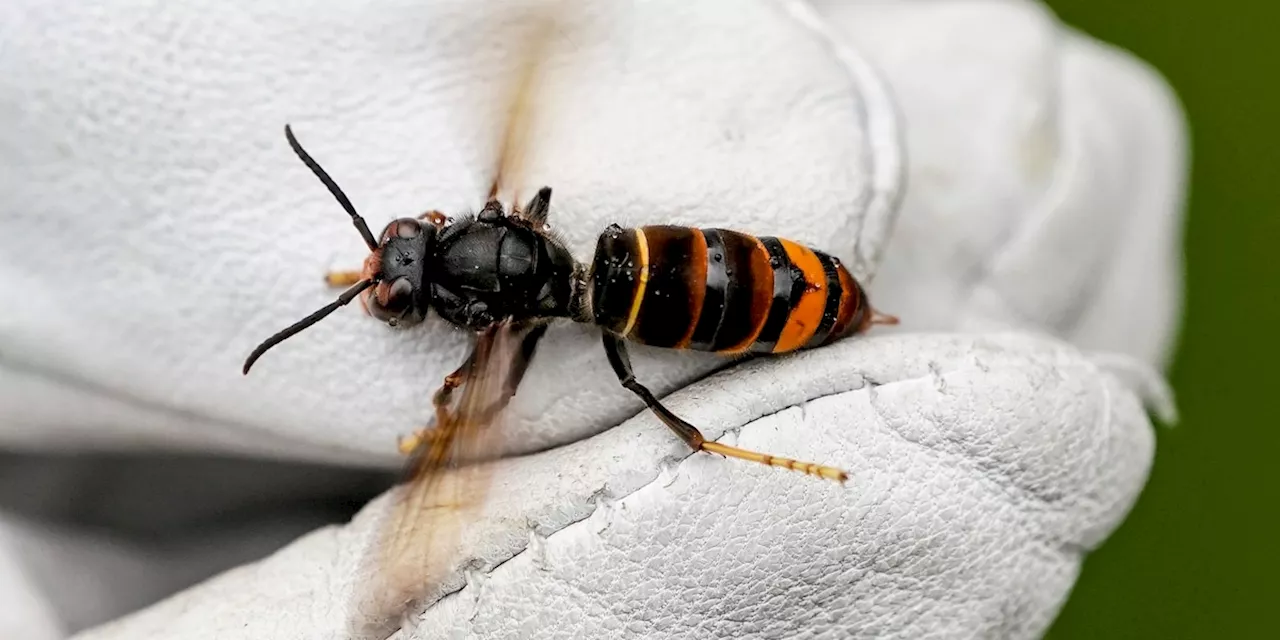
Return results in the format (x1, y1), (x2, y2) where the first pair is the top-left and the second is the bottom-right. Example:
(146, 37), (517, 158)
(827, 263), (863, 342)
(674, 228), (708, 348)
(772, 239), (829, 353)
(717, 233), (774, 354)
(627, 225), (708, 349)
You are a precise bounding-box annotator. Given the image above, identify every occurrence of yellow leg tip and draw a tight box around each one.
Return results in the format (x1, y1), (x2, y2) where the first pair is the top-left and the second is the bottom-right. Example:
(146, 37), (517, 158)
(324, 270), (363, 288)
(396, 432), (424, 456)
(700, 441), (848, 484)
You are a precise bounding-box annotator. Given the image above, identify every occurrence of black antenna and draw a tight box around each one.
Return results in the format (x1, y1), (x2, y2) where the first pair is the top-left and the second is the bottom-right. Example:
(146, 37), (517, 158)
(242, 279), (376, 374)
(284, 124), (379, 251)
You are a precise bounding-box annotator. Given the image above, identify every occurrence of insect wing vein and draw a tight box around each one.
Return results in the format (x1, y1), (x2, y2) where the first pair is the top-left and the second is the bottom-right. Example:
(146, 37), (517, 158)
(350, 322), (525, 638)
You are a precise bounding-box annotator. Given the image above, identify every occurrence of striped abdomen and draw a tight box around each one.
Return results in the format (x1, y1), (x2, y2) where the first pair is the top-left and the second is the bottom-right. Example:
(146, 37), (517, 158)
(589, 225), (873, 354)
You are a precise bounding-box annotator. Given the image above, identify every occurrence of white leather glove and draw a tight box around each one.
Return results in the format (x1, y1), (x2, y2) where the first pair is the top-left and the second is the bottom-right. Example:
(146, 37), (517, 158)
(0, 1), (1185, 639)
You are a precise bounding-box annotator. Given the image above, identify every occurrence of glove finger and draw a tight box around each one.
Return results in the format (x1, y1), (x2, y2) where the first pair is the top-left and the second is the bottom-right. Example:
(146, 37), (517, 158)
(818, 0), (1188, 368)
(70, 332), (1157, 639)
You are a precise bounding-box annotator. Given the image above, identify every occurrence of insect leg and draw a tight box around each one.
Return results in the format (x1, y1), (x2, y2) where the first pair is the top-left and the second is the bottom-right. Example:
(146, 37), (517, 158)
(418, 210), (449, 226)
(324, 271), (364, 287)
(510, 323), (549, 395)
(520, 187), (552, 226)
(464, 322), (549, 426)
(396, 323), (549, 455)
(395, 351), (479, 455)
(601, 333), (848, 483)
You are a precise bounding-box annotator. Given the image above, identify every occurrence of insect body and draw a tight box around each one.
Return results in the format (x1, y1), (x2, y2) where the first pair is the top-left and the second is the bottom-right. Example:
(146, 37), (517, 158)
(244, 126), (896, 484)
(592, 225), (882, 355)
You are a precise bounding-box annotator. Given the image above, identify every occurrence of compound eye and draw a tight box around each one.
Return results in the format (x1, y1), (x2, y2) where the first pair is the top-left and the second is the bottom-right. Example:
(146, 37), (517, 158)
(382, 217), (422, 241)
(394, 218), (421, 238)
(368, 276), (415, 323)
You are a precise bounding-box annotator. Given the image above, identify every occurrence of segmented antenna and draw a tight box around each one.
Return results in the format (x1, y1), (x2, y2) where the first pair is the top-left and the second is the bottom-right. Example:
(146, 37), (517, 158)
(242, 279), (376, 374)
(285, 124), (379, 251)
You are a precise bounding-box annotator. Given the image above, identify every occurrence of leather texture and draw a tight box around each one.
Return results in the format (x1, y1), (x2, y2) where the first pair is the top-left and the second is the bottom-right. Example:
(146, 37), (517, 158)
(72, 333), (1162, 640)
(0, 1), (1186, 638)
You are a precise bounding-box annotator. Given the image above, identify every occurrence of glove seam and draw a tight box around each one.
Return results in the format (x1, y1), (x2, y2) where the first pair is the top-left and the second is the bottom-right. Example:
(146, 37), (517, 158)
(422, 338), (1106, 619)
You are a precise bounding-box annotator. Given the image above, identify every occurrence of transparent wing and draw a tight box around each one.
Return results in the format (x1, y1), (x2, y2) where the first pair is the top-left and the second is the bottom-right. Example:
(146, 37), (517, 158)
(487, 2), (566, 208)
(349, 322), (528, 639)
(347, 5), (571, 636)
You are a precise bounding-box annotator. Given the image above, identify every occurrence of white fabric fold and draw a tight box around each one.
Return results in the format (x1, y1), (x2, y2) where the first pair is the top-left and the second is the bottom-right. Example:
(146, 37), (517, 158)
(818, 0), (1187, 368)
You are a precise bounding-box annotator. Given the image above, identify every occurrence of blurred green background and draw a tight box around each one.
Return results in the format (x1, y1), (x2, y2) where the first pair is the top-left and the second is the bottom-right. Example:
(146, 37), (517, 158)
(1040, 1), (1279, 638)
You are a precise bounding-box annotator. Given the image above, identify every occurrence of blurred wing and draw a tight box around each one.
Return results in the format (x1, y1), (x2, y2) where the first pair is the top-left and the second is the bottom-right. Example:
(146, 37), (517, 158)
(487, 3), (563, 207)
(349, 322), (527, 639)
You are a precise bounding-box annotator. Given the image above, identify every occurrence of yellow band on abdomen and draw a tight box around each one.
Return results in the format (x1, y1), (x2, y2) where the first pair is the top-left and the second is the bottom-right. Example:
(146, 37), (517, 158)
(619, 227), (650, 337)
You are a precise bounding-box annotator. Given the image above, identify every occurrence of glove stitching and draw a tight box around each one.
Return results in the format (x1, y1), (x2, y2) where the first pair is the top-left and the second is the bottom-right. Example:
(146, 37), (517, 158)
(425, 349), (1089, 623)
(424, 379), (885, 623)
